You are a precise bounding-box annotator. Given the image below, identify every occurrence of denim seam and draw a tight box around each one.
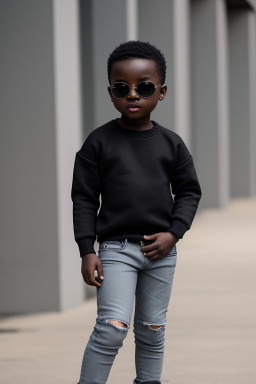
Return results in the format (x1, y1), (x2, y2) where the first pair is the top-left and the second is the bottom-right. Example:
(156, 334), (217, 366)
(80, 321), (104, 383)
(97, 286), (102, 318)
(142, 257), (151, 269)
(134, 334), (143, 384)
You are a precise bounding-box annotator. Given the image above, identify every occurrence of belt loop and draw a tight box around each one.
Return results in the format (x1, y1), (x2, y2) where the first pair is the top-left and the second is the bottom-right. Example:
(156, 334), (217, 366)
(121, 239), (128, 248)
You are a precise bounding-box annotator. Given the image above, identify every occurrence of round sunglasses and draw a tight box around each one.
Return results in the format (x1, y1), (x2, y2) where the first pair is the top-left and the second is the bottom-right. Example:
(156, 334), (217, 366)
(110, 81), (163, 99)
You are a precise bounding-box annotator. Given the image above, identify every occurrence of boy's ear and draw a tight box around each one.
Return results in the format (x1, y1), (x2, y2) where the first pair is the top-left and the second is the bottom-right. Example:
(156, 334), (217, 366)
(159, 85), (167, 101)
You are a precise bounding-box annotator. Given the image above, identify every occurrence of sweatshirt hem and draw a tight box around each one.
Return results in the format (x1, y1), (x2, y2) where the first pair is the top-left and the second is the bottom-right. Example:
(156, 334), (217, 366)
(97, 233), (145, 243)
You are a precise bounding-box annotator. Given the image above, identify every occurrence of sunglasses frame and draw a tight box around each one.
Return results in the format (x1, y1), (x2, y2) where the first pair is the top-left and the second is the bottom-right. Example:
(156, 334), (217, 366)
(110, 81), (163, 99)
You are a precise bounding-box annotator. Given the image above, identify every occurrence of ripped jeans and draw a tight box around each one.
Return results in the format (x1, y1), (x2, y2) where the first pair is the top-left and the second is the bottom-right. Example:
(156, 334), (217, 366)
(78, 239), (177, 384)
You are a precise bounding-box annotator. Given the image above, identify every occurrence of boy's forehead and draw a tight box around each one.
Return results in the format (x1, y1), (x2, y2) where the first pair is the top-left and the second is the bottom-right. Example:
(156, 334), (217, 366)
(110, 58), (159, 81)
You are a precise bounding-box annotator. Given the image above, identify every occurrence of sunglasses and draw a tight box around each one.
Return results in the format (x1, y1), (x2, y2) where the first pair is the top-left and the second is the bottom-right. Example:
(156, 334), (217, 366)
(110, 81), (163, 99)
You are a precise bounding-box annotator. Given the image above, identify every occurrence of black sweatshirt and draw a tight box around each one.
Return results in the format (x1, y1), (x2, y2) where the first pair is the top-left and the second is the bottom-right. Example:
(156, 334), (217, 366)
(71, 119), (201, 257)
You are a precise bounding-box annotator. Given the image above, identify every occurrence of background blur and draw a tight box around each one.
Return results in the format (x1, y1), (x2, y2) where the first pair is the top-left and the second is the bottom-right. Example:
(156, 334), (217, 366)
(1, 0), (256, 314)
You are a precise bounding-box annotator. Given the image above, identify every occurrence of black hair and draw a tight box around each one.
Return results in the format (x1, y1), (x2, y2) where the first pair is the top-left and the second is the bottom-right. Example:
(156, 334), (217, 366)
(107, 40), (166, 85)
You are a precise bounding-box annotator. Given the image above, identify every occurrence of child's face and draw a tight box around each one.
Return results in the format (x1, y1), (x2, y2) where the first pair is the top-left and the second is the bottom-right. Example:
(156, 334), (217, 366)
(108, 58), (167, 122)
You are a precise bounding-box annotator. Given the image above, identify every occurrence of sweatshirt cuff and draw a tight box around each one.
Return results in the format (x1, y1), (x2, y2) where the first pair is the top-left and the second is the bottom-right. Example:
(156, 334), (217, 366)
(77, 238), (96, 258)
(167, 219), (189, 239)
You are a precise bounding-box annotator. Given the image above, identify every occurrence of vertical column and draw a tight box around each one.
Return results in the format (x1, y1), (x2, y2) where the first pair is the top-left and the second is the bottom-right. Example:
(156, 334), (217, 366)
(138, 0), (191, 147)
(52, 0), (85, 309)
(126, 0), (138, 40)
(0, 0), (59, 314)
(79, 0), (95, 137)
(250, 11), (256, 195)
(173, 0), (191, 147)
(0, 0), (84, 314)
(90, 0), (128, 127)
(228, 9), (256, 197)
(138, 0), (174, 130)
(80, 0), (139, 131)
(190, 0), (230, 208)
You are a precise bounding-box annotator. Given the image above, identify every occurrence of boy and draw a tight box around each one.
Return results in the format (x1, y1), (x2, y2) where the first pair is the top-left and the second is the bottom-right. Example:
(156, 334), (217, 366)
(71, 41), (201, 384)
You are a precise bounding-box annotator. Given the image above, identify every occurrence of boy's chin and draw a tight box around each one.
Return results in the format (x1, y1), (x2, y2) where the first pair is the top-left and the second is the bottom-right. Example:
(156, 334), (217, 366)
(120, 111), (150, 120)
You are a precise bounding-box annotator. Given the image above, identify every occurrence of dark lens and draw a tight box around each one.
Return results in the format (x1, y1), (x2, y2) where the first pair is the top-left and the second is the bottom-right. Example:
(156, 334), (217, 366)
(112, 83), (129, 98)
(137, 81), (156, 98)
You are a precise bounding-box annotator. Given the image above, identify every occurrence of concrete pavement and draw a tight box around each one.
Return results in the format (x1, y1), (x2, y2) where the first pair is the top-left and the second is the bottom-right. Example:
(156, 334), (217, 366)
(1, 197), (256, 384)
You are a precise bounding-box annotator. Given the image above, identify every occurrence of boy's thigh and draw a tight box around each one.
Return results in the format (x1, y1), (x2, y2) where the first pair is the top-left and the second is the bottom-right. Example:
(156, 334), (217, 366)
(134, 247), (177, 324)
(97, 241), (138, 326)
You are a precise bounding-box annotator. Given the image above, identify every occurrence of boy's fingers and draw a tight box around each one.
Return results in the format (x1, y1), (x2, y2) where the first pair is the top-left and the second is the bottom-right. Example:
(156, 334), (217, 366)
(86, 270), (92, 284)
(89, 277), (102, 287)
(144, 233), (158, 240)
(92, 277), (102, 287)
(144, 250), (159, 259)
(87, 269), (102, 287)
(97, 261), (104, 280)
(141, 244), (156, 253)
(84, 271), (90, 285)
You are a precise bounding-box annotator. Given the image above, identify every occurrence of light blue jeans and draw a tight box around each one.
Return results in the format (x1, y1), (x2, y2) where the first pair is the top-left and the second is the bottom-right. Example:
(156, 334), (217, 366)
(78, 239), (177, 384)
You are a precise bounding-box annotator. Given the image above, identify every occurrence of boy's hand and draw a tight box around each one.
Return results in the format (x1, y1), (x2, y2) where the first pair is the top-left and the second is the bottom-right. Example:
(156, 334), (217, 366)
(81, 253), (104, 287)
(141, 232), (178, 260)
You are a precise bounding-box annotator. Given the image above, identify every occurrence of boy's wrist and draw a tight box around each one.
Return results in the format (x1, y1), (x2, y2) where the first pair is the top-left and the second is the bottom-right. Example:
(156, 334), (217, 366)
(168, 219), (189, 239)
(167, 231), (179, 243)
(82, 252), (96, 260)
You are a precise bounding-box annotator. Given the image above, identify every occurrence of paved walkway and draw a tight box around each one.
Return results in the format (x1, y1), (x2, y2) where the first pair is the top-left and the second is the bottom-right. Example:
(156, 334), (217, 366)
(1, 198), (256, 384)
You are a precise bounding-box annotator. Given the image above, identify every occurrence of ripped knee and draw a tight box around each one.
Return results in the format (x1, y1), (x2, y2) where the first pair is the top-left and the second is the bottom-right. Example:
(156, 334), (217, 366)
(149, 324), (164, 330)
(107, 319), (129, 329)
(143, 321), (165, 331)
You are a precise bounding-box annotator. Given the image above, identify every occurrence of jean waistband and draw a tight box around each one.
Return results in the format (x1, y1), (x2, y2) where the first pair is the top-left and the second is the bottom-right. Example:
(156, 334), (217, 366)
(99, 238), (154, 246)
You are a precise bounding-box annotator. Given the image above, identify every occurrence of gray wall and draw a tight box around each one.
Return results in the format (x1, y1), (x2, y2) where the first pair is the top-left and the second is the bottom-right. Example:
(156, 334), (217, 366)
(1, 0), (256, 314)
(0, 0), (84, 314)
(80, 0), (128, 132)
(190, 0), (230, 209)
(0, 0), (60, 312)
(52, 0), (85, 309)
(229, 9), (256, 196)
(138, 0), (175, 132)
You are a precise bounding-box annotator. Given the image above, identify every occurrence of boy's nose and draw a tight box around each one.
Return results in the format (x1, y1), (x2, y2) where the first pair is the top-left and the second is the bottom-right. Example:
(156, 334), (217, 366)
(127, 86), (139, 99)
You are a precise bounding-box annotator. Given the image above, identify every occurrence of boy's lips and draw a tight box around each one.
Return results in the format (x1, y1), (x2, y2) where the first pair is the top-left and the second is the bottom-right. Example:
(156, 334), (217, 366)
(126, 104), (141, 112)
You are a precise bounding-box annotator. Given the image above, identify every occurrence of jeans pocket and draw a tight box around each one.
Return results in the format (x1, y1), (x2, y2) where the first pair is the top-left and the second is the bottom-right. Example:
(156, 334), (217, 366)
(99, 239), (127, 251)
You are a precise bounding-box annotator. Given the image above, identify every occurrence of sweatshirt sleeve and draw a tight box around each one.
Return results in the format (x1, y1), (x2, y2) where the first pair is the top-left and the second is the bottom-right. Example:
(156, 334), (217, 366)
(71, 136), (101, 258)
(168, 140), (202, 239)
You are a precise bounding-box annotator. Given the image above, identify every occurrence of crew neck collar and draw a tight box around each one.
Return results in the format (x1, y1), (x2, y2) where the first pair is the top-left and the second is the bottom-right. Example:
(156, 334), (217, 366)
(112, 118), (159, 138)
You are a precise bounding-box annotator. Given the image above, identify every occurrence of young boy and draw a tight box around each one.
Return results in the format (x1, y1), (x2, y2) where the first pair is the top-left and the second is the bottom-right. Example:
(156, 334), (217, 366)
(71, 41), (201, 384)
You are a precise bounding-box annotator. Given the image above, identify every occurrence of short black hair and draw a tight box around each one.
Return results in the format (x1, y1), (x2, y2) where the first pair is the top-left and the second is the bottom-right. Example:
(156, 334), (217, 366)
(107, 40), (166, 85)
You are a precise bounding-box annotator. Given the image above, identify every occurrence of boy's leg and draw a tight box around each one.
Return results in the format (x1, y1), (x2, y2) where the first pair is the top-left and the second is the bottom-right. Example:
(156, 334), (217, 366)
(78, 240), (141, 384)
(133, 245), (178, 384)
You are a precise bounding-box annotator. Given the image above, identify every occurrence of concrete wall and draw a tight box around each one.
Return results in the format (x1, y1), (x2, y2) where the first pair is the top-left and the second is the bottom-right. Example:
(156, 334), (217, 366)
(228, 9), (256, 196)
(139, 0), (191, 148)
(80, 0), (139, 134)
(52, 0), (85, 310)
(0, 0), (84, 313)
(1, 0), (256, 313)
(0, 0), (60, 313)
(190, 0), (230, 209)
